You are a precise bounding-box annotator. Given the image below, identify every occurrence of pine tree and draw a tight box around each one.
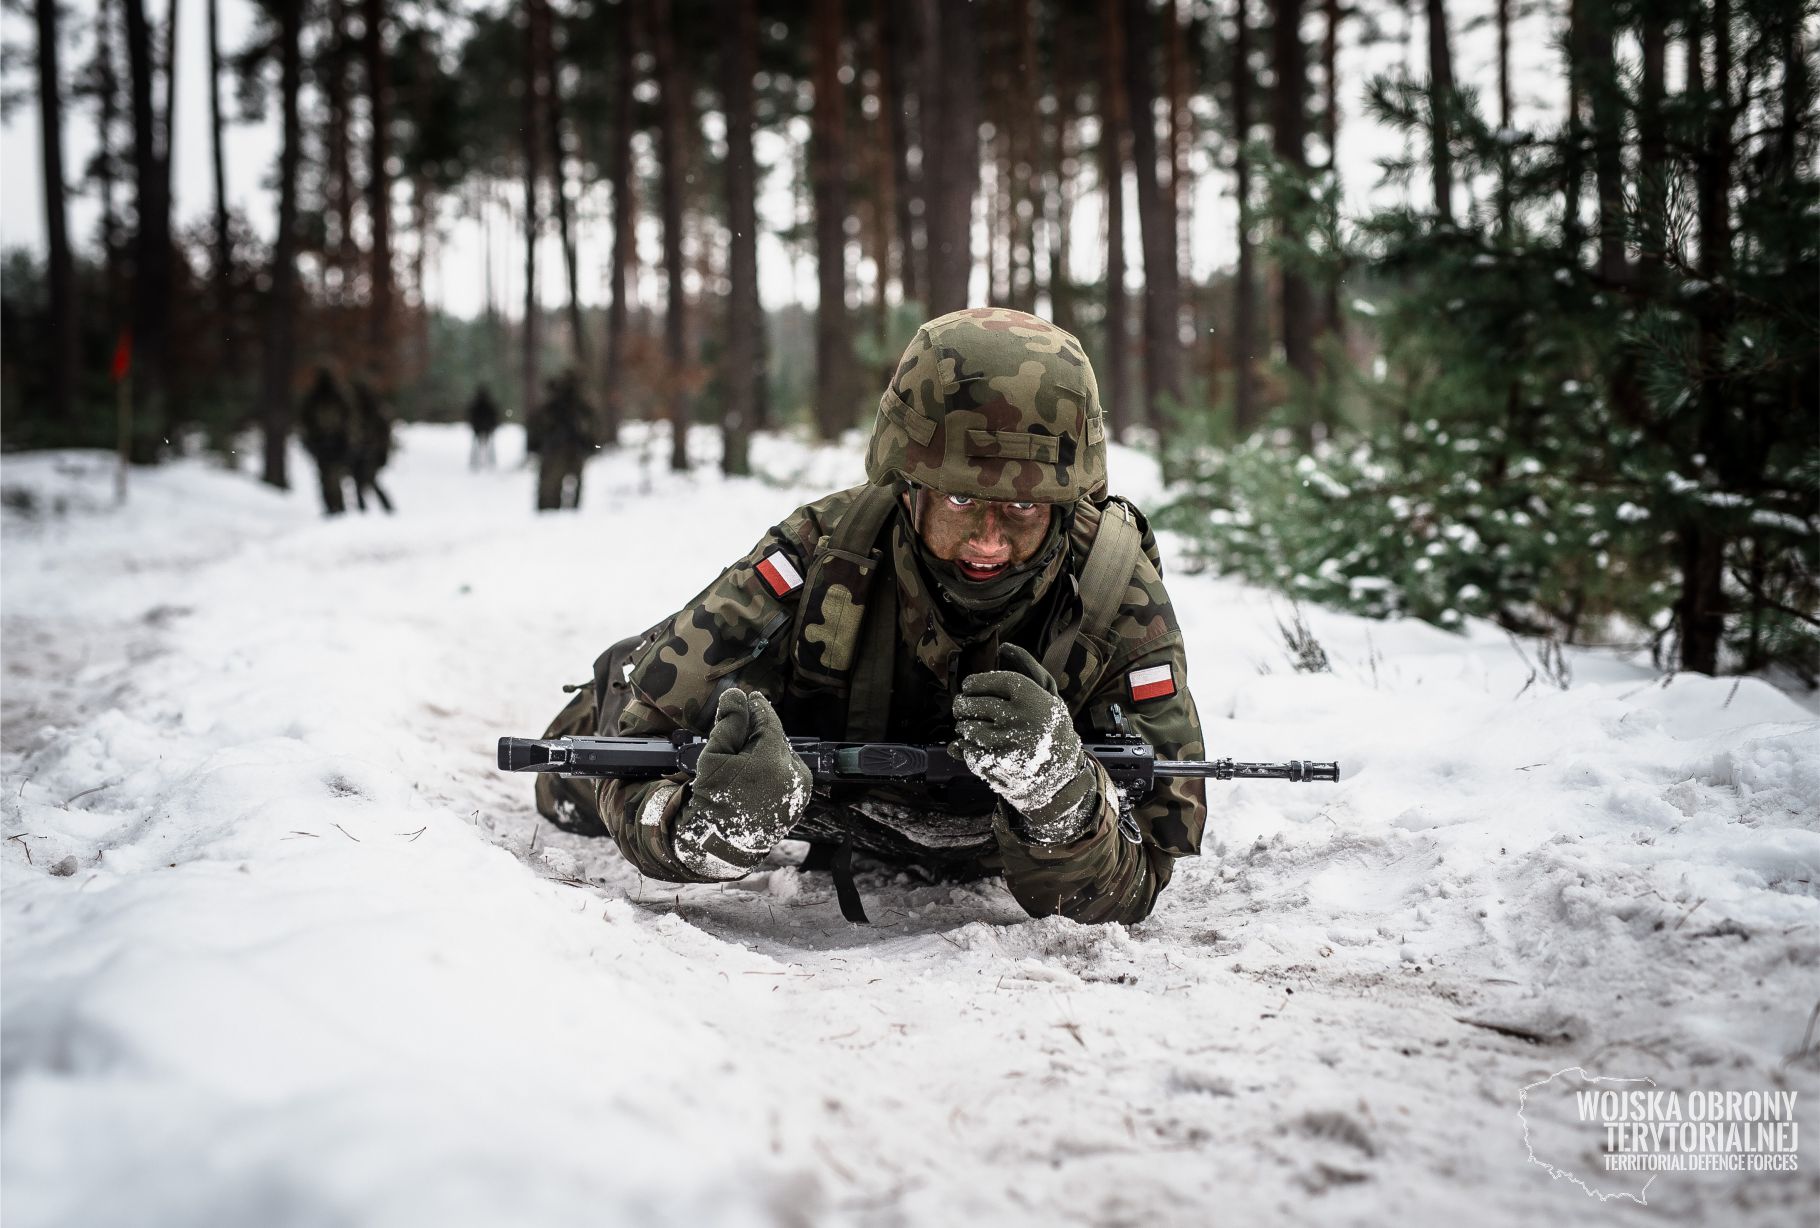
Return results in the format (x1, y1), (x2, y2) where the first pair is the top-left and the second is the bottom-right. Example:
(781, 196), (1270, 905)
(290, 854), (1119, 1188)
(1165, 0), (1817, 681)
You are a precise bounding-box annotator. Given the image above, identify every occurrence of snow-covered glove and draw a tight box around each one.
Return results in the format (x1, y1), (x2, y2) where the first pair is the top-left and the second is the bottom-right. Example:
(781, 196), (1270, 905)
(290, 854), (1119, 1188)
(672, 689), (813, 880)
(951, 644), (1099, 844)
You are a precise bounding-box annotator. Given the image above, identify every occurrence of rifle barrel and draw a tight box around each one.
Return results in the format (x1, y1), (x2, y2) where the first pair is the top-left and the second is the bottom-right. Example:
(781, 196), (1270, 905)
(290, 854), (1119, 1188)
(1155, 758), (1340, 782)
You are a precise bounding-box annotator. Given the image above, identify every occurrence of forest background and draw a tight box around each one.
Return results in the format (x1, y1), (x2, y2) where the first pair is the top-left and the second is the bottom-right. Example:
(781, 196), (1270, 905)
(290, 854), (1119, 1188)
(2, 0), (1815, 684)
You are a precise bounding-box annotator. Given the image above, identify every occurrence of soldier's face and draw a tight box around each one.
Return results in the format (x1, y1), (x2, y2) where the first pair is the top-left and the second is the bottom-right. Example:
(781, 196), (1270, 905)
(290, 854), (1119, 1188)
(907, 489), (1053, 582)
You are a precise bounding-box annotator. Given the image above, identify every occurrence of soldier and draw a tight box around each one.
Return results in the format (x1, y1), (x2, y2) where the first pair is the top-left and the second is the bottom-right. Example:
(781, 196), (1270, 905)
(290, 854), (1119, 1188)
(297, 365), (355, 516)
(533, 369), (596, 511)
(349, 380), (396, 514)
(535, 309), (1205, 925)
(467, 383), (502, 469)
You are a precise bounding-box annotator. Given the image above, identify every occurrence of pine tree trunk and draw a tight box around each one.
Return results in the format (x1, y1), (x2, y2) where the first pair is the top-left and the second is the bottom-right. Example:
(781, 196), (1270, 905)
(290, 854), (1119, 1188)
(1678, 0), (1734, 675)
(994, 132), (1012, 305)
(408, 31), (434, 382)
(812, 0), (853, 440)
(723, 0), (758, 475)
(867, 0), (896, 337)
(260, 0), (302, 488)
(1233, 0), (1257, 437)
(879, 0), (920, 308)
(1495, 0), (1511, 235)
(158, 0), (177, 169)
(1124, 0), (1180, 437)
(1272, 0), (1317, 444)
(521, 0), (542, 430)
(35, 0), (76, 428)
(602, 0), (634, 444)
(920, 0), (980, 313)
(654, 0), (690, 470)
(206, 0), (234, 376)
(1048, 57), (1082, 337)
(1562, 0), (1586, 260)
(1169, 0), (1192, 339)
(1637, 7), (1666, 282)
(535, 0), (586, 370)
(98, 0), (123, 317)
(124, 0), (173, 459)
(1426, 0), (1452, 224)
(1100, 0), (1130, 439)
(155, 0), (182, 440)
(365, 0), (392, 383)
(1586, 9), (1626, 286)
(1778, 14), (1805, 181)
(1496, 0), (1511, 129)
(1012, 0), (1038, 312)
(481, 185), (499, 368)
(1321, 0), (1342, 344)
(326, 0), (353, 297)
(412, 178), (431, 378)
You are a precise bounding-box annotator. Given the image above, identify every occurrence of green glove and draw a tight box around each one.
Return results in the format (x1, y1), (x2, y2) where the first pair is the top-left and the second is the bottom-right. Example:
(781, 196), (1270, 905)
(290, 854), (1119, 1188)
(672, 689), (813, 879)
(951, 644), (1099, 844)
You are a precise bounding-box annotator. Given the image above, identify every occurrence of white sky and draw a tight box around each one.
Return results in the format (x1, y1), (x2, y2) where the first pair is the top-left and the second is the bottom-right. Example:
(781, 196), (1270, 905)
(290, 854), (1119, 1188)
(1, 0), (1564, 321)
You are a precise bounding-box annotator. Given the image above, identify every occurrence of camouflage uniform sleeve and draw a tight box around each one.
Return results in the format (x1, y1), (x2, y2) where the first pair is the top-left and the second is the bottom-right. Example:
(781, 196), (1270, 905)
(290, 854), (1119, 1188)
(596, 510), (825, 882)
(995, 566), (1207, 926)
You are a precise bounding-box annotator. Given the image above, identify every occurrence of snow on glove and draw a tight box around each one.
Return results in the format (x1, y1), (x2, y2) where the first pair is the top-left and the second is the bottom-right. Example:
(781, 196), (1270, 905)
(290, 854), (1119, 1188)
(672, 689), (813, 880)
(951, 644), (1099, 844)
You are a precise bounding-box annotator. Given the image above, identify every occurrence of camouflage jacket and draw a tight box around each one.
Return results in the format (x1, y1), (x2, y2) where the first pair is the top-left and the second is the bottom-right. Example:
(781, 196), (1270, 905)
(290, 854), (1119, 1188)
(599, 485), (1207, 925)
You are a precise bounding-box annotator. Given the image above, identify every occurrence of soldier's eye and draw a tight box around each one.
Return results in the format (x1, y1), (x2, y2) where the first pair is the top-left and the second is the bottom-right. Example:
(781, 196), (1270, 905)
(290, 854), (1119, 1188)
(945, 495), (975, 509)
(1011, 502), (1037, 511)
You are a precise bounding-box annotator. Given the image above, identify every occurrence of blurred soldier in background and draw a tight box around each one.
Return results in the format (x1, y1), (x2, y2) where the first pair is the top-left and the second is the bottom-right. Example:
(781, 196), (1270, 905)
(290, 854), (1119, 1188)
(533, 370), (595, 512)
(298, 365), (355, 516)
(350, 381), (396, 514)
(467, 384), (502, 469)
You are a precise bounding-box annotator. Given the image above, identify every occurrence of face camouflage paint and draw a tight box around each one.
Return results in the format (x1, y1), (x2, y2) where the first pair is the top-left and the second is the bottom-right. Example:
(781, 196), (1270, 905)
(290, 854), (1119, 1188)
(907, 489), (1053, 581)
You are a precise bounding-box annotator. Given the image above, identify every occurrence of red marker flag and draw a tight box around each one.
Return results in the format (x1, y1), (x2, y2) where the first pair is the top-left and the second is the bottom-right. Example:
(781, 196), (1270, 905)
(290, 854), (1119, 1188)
(110, 330), (133, 383)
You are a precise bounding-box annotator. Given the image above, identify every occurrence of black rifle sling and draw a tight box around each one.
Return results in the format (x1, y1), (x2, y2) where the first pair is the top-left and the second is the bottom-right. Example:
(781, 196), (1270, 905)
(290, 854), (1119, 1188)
(1041, 499), (1142, 704)
(829, 836), (869, 924)
(789, 483), (898, 922)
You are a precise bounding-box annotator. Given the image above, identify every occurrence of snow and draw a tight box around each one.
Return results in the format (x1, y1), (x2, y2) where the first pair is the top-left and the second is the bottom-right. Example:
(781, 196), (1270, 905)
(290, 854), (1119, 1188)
(4, 425), (1818, 1227)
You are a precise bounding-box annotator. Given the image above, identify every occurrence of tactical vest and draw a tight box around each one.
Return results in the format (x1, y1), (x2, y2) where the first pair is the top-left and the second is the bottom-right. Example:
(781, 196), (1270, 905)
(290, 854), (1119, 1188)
(781, 483), (1152, 744)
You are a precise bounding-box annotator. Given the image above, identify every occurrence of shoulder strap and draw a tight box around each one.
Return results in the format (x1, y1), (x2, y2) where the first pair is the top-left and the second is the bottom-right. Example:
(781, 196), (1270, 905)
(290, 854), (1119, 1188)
(833, 484), (900, 741)
(788, 483), (899, 705)
(1042, 498), (1142, 692)
(827, 481), (898, 558)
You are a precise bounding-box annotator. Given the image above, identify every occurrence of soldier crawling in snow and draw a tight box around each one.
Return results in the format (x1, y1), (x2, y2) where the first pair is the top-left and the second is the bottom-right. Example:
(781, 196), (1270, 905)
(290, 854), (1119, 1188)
(534, 309), (1205, 924)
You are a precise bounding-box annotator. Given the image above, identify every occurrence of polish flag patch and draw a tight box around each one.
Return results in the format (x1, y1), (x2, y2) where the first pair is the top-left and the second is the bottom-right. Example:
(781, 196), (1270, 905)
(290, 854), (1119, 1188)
(1127, 663), (1176, 703)
(755, 551), (804, 598)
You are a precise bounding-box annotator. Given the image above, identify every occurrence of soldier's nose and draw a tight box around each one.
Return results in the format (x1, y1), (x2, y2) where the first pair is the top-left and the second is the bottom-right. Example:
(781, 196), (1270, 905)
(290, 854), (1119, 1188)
(970, 512), (1008, 551)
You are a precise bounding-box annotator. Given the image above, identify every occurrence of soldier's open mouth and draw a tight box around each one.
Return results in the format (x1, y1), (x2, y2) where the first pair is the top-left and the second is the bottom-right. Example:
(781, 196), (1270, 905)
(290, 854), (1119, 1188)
(956, 560), (1009, 580)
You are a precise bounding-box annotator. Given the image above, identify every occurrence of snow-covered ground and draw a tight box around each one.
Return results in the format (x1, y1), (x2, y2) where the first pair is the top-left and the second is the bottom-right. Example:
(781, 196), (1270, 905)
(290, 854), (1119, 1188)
(4, 424), (1816, 1227)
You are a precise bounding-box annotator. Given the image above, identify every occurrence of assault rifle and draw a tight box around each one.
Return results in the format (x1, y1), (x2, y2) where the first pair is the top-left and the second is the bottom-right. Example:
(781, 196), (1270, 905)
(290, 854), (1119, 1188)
(498, 729), (1339, 790)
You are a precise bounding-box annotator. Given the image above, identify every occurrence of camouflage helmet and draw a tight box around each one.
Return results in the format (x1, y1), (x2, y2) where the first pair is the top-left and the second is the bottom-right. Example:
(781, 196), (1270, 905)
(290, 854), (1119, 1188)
(864, 307), (1107, 503)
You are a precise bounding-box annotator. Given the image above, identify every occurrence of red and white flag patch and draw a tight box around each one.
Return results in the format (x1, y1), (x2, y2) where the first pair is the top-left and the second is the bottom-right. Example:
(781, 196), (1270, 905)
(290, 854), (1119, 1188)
(1127, 663), (1176, 703)
(755, 551), (804, 598)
